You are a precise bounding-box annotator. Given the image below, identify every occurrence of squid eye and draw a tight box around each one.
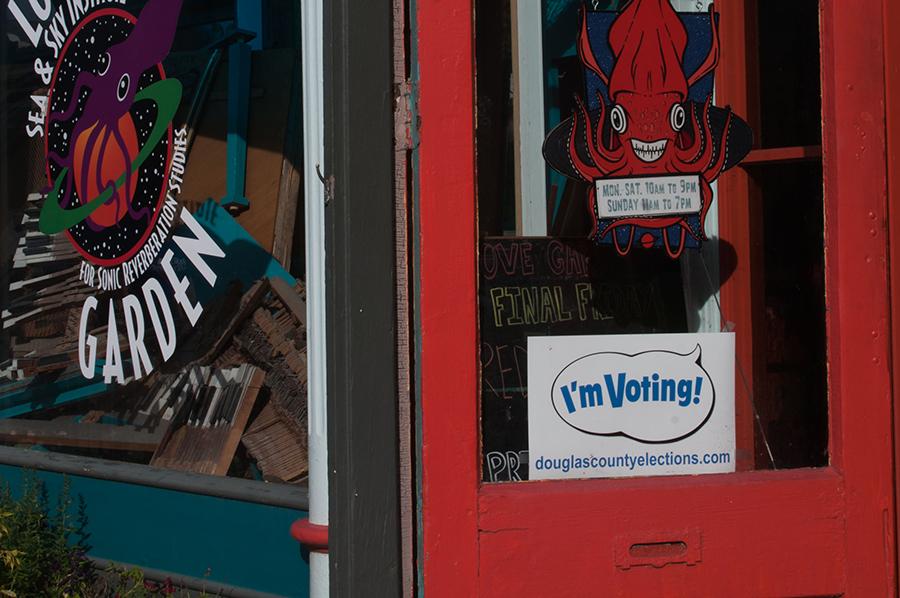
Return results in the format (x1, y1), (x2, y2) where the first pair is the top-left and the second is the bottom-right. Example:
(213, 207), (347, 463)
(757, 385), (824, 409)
(98, 53), (110, 76)
(610, 105), (627, 134)
(117, 74), (130, 101)
(670, 104), (686, 131)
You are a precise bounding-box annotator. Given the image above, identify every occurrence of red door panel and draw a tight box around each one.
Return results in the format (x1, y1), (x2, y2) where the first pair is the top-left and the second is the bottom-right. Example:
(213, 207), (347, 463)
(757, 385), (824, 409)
(479, 471), (844, 597)
(414, 0), (895, 596)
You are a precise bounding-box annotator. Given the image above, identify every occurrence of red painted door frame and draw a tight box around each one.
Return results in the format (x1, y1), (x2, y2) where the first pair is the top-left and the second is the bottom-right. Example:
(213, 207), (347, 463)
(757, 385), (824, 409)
(415, 0), (896, 596)
(887, 0), (900, 585)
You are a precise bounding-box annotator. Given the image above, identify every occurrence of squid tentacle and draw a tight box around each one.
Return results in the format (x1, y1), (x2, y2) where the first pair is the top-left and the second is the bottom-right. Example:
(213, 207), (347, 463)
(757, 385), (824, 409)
(46, 151), (70, 169)
(84, 125), (115, 232)
(52, 165), (74, 210)
(111, 123), (133, 222)
(578, 7), (609, 86)
(574, 94), (624, 175)
(95, 126), (113, 209)
(49, 71), (98, 131)
(78, 123), (105, 211)
(680, 96), (715, 170)
(595, 92), (625, 162)
(113, 124), (153, 224)
(704, 106), (733, 182)
(687, 4), (720, 87)
(675, 100), (706, 165)
(610, 224), (635, 256)
(567, 103), (603, 182)
(663, 224), (690, 259)
(696, 177), (715, 238)
(587, 186), (603, 241)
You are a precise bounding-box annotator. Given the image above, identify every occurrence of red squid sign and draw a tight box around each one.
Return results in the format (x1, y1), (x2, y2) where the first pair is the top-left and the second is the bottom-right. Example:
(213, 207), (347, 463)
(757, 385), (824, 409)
(544, 0), (752, 258)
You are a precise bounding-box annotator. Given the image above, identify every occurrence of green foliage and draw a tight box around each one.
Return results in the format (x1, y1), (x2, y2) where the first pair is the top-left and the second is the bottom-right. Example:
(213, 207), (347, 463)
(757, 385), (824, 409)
(0, 473), (94, 597)
(0, 473), (219, 597)
(92, 565), (220, 597)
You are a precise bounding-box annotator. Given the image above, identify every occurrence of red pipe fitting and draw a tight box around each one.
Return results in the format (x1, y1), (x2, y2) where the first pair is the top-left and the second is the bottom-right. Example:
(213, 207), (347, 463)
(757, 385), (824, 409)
(291, 518), (329, 553)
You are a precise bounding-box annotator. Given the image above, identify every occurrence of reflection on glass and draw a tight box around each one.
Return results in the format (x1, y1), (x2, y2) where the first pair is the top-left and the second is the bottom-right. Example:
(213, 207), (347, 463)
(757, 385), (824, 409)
(477, 0), (826, 482)
(0, 0), (307, 485)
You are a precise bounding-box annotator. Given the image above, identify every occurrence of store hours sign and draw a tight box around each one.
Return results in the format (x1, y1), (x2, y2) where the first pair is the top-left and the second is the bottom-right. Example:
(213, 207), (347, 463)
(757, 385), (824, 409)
(597, 175), (703, 220)
(528, 333), (735, 480)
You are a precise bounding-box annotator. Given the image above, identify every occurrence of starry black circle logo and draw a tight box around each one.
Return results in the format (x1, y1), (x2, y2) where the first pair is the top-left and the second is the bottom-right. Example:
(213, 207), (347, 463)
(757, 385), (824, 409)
(43, 8), (174, 267)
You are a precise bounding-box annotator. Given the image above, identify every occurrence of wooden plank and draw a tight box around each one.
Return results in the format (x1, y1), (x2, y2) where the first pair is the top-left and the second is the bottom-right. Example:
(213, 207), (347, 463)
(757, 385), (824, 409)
(195, 280), (269, 365)
(271, 64), (304, 269)
(180, 49), (297, 251)
(821, 0), (895, 590)
(510, 0), (548, 236)
(212, 367), (265, 475)
(241, 402), (308, 482)
(416, 0), (480, 593)
(742, 145), (823, 165)
(715, 0), (765, 471)
(268, 276), (306, 327)
(8, 265), (79, 291)
(884, 0), (900, 585)
(327, 0), (403, 593)
(149, 366), (266, 477)
(0, 419), (165, 452)
(478, 470), (845, 597)
(393, 0), (414, 591)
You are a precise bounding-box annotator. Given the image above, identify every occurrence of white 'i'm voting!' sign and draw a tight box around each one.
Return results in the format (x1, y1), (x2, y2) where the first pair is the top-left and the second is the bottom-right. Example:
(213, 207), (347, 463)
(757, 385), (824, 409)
(528, 333), (735, 480)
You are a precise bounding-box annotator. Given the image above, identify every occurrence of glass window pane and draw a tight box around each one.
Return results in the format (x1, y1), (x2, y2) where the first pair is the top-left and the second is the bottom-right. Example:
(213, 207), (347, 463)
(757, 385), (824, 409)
(477, 0), (826, 482)
(757, 2), (822, 148)
(0, 1), (307, 487)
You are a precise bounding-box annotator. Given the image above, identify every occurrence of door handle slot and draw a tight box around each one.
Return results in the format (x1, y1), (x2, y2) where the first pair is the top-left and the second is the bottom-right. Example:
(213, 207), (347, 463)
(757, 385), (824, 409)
(616, 529), (701, 570)
(629, 541), (688, 559)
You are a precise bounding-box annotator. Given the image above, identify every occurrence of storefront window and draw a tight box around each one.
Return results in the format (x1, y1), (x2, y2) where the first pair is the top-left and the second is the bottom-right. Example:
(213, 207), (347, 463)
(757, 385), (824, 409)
(0, 1), (308, 486)
(477, 0), (825, 482)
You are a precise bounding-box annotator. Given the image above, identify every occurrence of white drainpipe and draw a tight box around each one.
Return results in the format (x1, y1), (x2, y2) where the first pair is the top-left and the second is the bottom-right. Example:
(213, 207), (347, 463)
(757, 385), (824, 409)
(301, 0), (328, 595)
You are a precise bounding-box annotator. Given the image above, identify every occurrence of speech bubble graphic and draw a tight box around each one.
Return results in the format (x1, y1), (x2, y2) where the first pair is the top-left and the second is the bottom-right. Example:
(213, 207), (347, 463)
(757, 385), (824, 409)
(550, 345), (715, 444)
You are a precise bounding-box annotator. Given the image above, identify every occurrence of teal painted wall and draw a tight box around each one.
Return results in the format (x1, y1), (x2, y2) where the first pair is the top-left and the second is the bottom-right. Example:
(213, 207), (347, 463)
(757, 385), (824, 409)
(0, 466), (309, 597)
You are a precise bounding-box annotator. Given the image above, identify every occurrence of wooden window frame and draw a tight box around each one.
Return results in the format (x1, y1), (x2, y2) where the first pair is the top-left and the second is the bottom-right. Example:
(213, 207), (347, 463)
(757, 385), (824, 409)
(887, 0), (900, 585)
(718, 0), (827, 470)
(324, 0), (403, 595)
(415, 0), (896, 595)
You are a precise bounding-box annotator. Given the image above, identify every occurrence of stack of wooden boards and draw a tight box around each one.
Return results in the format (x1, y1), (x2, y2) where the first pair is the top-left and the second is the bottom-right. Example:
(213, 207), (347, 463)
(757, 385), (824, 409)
(1, 193), (90, 379)
(149, 364), (265, 476)
(0, 232), (310, 483)
(0, 43), (308, 485)
(148, 277), (309, 482)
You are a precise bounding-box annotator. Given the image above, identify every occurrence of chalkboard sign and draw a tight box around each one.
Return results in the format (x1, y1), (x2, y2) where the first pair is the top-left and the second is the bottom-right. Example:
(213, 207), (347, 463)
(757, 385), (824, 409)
(479, 237), (688, 481)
